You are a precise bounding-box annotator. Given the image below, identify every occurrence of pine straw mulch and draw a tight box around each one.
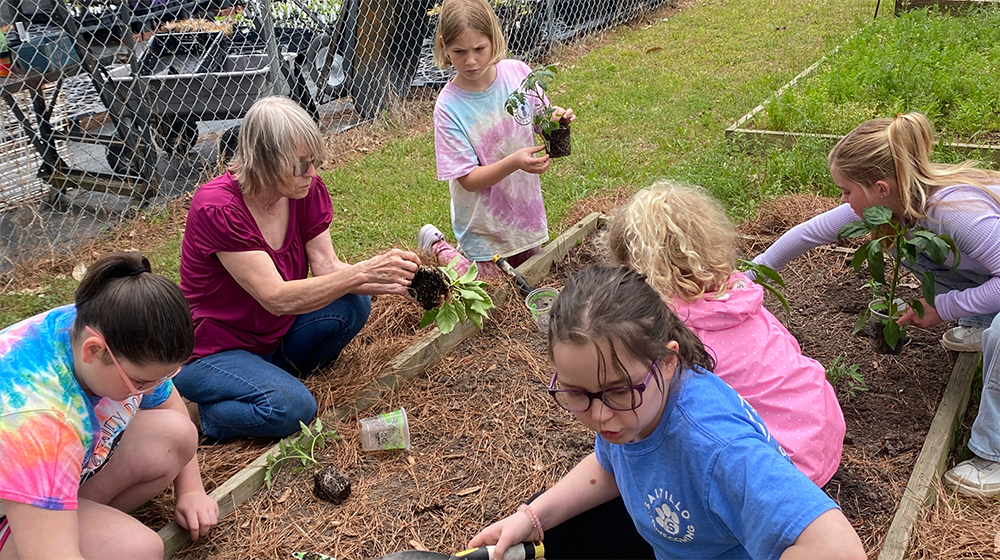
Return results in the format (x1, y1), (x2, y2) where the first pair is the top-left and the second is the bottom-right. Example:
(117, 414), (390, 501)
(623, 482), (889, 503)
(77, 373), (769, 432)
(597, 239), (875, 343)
(150, 226), (610, 560)
(907, 483), (1000, 559)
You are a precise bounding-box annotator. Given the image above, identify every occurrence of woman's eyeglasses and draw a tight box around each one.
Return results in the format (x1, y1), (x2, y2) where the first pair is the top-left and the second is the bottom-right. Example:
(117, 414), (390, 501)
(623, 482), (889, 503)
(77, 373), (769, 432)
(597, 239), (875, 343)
(291, 158), (321, 177)
(547, 362), (658, 412)
(85, 327), (181, 396)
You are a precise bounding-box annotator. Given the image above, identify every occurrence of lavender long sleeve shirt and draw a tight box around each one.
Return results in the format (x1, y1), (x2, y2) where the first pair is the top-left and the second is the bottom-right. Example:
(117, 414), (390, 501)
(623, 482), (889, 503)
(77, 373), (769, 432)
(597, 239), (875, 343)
(753, 185), (1000, 322)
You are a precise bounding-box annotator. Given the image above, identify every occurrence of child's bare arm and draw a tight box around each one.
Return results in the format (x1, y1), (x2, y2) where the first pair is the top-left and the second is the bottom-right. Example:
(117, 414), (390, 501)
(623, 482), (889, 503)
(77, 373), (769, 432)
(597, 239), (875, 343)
(779, 509), (865, 560)
(467, 453), (619, 559)
(456, 146), (550, 192)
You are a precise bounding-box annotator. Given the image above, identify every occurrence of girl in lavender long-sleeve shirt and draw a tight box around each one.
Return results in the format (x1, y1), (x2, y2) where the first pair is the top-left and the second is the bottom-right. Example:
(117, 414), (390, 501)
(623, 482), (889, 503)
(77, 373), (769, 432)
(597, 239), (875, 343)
(754, 112), (1000, 498)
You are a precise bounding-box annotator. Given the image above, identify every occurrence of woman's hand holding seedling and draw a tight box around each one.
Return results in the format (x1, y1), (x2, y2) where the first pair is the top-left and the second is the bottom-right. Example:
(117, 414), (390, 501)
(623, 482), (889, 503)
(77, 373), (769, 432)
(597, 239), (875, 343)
(897, 298), (943, 329)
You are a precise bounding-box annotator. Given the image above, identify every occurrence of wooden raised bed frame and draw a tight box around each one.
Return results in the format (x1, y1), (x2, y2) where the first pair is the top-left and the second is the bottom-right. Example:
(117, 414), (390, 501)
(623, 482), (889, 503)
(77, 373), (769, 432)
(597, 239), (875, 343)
(156, 212), (604, 558)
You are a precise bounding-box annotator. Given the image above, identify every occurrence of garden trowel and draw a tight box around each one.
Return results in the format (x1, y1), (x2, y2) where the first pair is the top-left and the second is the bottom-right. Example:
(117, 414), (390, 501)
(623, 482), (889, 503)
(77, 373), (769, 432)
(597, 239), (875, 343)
(378, 541), (544, 560)
(492, 255), (535, 298)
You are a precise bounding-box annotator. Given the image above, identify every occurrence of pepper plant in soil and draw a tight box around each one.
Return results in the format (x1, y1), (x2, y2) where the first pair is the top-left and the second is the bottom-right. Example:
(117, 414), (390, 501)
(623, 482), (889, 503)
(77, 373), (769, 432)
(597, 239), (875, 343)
(837, 205), (960, 353)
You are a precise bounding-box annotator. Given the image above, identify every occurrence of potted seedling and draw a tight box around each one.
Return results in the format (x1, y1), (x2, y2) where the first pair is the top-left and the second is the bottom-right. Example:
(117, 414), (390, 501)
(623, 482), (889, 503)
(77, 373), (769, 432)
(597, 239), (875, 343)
(409, 257), (495, 335)
(264, 419), (351, 504)
(504, 64), (572, 158)
(837, 206), (960, 354)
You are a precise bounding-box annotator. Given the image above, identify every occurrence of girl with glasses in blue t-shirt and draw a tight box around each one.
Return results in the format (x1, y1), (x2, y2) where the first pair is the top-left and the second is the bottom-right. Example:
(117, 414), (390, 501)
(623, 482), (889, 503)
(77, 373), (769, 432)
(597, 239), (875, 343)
(467, 265), (864, 560)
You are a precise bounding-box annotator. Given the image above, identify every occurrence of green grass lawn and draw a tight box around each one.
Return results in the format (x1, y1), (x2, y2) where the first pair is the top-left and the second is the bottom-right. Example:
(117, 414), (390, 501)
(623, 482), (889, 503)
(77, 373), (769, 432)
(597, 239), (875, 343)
(1, 0), (873, 327)
(760, 6), (1000, 140)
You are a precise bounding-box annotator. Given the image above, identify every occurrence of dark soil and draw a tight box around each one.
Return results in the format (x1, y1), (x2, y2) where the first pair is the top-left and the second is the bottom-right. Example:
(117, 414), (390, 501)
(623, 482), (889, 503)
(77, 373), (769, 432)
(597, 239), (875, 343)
(752, 242), (955, 555)
(409, 267), (450, 310)
(544, 122), (571, 159)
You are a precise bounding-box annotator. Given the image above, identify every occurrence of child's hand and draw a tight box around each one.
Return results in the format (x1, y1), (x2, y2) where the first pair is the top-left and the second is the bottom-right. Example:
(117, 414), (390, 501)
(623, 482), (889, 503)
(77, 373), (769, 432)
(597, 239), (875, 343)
(552, 106), (575, 124)
(467, 511), (536, 560)
(514, 146), (551, 175)
(175, 489), (219, 541)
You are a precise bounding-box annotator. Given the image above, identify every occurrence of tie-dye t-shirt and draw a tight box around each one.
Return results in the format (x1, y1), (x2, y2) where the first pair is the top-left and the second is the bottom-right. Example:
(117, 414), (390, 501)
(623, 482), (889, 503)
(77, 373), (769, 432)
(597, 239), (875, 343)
(434, 58), (549, 261)
(0, 305), (171, 516)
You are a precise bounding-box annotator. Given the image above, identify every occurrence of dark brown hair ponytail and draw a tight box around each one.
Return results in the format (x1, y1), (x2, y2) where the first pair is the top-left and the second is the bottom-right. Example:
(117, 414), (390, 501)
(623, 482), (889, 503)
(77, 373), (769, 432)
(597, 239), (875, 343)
(73, 251), (193, 365)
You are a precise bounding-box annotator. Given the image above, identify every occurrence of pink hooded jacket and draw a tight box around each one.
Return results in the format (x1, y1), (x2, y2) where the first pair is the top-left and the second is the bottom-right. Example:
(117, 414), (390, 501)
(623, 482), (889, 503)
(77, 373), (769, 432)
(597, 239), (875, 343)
(671, 271), (845, 486)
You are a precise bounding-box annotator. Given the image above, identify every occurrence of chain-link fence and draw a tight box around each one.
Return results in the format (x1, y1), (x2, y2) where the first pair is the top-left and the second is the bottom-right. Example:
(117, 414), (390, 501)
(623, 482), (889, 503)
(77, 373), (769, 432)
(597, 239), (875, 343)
(0, 0), (670, 273)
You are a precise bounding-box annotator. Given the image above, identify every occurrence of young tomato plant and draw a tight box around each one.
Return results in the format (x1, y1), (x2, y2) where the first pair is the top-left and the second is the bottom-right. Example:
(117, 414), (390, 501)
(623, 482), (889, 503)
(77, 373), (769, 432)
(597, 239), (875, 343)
(417, 257), (495, 335)
(837, 205), (960, 352)
(264, 419), (340, 489)
(504, 64), (562, 150)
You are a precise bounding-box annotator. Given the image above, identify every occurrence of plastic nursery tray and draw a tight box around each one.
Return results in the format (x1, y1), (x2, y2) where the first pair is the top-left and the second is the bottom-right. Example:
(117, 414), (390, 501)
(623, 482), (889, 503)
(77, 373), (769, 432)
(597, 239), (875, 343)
(138, 30), (226, 76)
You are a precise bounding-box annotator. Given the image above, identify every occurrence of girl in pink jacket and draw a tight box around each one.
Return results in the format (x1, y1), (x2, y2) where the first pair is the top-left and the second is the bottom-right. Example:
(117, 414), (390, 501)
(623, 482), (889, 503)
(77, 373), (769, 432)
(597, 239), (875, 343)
(606, 182), (845, 486)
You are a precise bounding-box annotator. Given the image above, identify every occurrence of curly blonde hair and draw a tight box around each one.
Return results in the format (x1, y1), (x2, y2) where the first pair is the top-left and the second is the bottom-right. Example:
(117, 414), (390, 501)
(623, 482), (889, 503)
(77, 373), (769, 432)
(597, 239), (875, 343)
(606, 181), (739, 301)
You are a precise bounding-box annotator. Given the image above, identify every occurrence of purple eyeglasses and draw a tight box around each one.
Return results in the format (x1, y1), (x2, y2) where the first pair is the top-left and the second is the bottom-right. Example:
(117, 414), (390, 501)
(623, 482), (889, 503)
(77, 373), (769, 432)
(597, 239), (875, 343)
(547, 361), (659, 412)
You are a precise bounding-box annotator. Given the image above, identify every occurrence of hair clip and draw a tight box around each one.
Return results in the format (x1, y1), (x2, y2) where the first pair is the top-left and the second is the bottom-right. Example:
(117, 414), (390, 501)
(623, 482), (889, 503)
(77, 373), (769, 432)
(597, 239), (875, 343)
(128, 266), (147, 276)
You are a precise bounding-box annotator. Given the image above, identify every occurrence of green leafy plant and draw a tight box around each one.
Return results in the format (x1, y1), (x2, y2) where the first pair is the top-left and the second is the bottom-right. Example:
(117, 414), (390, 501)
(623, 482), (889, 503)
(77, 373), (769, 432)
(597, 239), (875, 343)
(417, 257), (495, 335)
(264, 419), (340, 489)
(826, 355), (867, 397)
(738, 259), (790, 312)
(837, 205), (960, 352)
(504, 64), (563, 151)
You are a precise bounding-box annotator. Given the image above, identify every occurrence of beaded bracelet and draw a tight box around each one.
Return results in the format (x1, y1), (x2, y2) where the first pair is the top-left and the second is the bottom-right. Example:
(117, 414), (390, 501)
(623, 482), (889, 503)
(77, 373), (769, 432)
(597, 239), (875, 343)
(517, 503), (544, 542)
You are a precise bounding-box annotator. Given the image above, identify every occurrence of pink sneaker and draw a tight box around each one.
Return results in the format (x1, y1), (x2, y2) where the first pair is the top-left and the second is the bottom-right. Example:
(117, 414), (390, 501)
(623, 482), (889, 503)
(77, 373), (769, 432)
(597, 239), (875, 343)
(417, 224), (445, 252)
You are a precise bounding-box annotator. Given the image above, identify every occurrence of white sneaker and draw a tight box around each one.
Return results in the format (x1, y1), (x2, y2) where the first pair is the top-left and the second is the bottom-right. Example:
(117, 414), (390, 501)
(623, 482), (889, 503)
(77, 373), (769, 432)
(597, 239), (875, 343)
(417, 224), (445, 252)
(940, 326), (984, 352)
(943, 456), (1000, 497)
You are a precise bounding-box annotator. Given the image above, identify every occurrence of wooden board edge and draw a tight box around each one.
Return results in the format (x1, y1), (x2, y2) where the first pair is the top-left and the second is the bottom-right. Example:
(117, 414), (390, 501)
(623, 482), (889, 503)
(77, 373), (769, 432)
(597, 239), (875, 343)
(876, 351), (982, 560)
(160, 211), (605, 558)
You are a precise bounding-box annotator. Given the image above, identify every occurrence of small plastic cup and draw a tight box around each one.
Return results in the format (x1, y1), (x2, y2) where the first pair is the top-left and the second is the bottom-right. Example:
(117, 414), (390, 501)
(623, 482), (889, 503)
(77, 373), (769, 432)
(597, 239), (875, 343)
(359, 407), (410, 451)
(525, 286), (559, 333)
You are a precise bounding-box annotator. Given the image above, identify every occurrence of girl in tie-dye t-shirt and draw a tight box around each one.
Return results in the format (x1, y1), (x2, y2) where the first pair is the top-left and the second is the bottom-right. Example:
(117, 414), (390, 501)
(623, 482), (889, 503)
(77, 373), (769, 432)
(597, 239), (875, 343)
(419, 0), (575, 276)
(0, 252), (217, 558)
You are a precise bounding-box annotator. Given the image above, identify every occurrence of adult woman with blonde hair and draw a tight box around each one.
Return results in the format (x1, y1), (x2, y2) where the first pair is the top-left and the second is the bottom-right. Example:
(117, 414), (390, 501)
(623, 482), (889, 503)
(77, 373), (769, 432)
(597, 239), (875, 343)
(753, 112), (1000, 496)
(176, 96), (420, 441)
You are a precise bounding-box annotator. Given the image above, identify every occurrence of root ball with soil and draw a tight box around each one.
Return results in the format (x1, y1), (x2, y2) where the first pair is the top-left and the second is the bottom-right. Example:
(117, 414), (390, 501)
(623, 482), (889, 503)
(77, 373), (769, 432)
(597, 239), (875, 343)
(409, 266), (450, 310)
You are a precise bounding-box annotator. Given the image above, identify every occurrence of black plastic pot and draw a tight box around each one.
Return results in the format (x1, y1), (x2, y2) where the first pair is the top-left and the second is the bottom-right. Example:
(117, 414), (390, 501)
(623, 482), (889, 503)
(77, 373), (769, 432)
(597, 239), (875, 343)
(543, 121), (571, 158)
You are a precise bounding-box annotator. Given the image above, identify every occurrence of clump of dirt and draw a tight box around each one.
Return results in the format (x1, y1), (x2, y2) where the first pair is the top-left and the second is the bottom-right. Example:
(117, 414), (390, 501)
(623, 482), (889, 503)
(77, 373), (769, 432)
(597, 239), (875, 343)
(313, 466), (351, 504)
(409, 266), (450, 310)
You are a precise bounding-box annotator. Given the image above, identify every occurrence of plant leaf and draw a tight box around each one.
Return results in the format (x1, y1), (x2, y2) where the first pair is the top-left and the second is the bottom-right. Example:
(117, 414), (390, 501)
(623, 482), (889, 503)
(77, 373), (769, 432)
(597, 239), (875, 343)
(863, 205), (892, 227)
(909, 298), (925, 318)
(418, 308), (439, 329)
(838, 221), (870, 241)
(921, 271), (937, 307)
(883, 320), (904, 350)
(866, 243), (885, 284)
(436, 303), (460, 334)
(853, 309), (868, 335)
(850, 243), (869, 274)
(456, 287), (484, 301)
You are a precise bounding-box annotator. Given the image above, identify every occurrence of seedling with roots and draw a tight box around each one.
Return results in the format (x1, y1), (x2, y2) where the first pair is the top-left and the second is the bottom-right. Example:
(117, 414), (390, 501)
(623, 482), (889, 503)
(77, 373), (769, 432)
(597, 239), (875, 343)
(416, 257), (495, 335)
(264, 419), (340, 489)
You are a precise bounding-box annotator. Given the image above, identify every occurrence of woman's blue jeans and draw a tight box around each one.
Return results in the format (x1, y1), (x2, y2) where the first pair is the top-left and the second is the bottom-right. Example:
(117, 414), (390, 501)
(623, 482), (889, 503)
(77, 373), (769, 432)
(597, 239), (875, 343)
(174, 295), (371, 441)
(908, 255), (1000, 461)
